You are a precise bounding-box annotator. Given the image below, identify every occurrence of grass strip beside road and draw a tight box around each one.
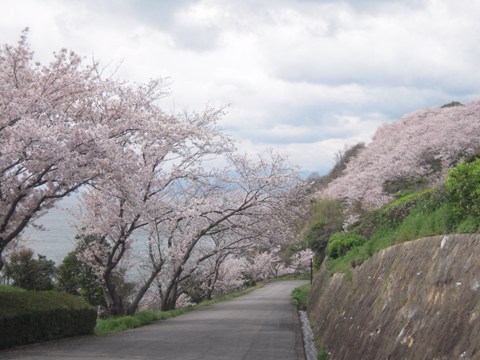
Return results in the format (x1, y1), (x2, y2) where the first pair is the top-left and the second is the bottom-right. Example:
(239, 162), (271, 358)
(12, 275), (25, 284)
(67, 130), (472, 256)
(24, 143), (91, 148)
(95, 282), (265, 335)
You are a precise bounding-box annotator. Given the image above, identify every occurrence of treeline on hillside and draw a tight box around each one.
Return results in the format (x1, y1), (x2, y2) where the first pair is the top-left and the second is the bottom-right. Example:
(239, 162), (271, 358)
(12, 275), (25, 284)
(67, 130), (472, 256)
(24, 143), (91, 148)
(323, 100), (479, 208)
(304, 101), (480, 272)
(307, 142), (365, 193)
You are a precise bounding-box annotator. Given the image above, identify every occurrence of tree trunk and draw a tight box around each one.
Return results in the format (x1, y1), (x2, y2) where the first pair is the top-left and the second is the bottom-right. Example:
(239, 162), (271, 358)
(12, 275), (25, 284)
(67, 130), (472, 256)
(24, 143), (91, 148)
(206, 262), (221, 300)
(161, 282), (178, 311)
(103, 275), (125, 316)
(126, 267), (161, 315)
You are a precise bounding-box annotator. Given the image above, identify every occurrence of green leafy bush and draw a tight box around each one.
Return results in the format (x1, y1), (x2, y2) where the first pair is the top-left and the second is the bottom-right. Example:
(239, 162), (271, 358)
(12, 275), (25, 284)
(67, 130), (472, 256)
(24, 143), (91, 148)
(291, 284), (311, 310)
(306, 221), (331, 267)
(0, 290), (96, 349)
(0, 285), (25, 293)
(446, 158), (480, 221)
(383, 177), (429, 195)
(327, 232), (366, 259)
(456, 216), (480, 233)
(319, 165), (479, 275)
(318, 349), (331, 360)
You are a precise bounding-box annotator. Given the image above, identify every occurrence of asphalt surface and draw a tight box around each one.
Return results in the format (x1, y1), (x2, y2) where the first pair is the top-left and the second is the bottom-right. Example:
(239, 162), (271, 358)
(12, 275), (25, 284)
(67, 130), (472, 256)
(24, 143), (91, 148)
(1, 280), (308, 360)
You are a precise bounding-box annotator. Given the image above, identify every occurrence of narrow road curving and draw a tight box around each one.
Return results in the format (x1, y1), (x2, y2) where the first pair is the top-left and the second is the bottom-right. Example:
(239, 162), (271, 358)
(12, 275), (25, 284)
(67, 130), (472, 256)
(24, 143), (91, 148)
(1, 280), (308, 360)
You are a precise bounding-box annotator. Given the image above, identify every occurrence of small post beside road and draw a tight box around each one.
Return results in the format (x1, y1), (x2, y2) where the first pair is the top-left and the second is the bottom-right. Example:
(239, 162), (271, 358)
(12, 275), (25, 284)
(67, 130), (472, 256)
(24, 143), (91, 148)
(310, 258), (313, 284)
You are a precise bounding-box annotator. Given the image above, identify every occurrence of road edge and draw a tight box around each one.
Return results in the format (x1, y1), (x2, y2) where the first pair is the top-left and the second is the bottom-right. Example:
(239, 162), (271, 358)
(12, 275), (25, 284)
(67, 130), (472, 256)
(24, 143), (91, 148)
(293, 309), (307, 360)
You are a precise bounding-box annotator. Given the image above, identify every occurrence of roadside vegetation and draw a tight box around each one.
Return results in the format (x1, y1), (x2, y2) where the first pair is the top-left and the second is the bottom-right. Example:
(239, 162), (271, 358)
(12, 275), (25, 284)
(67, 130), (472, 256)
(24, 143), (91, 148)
(97, 276), (307, 335)
(0, 281), (264, 341)
(306, 156), (480, 275)
(2, 276), (309, 341)
(291, 283), (311, 310)
(94, 282), (264, 335)
(0, 287), (96, 349)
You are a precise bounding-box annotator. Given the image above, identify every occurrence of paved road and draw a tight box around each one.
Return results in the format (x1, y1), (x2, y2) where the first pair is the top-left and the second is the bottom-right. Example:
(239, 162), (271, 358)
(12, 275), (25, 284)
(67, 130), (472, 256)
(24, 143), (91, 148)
(1, 280), (308, 360)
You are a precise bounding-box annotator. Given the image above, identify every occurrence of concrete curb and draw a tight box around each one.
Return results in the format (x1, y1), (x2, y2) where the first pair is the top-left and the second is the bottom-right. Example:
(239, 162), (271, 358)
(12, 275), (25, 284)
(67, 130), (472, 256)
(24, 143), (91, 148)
(293, 309), (306, 360)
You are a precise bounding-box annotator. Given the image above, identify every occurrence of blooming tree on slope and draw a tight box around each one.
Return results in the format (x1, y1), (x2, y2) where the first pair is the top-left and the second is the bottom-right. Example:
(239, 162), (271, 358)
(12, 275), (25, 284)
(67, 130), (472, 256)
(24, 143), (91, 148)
(323, 101), (480, 208)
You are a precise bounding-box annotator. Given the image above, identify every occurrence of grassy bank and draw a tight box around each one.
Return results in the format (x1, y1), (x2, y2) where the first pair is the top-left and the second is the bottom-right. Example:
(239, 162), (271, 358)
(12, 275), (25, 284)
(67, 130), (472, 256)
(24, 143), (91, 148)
(327, 207), (450, 274)
(95, 282), (265, 335)
(313, 187), (479, 275)
(306, 159), (480, 276)
(0, 285), (25, 293)
(95, 308), (192, 335)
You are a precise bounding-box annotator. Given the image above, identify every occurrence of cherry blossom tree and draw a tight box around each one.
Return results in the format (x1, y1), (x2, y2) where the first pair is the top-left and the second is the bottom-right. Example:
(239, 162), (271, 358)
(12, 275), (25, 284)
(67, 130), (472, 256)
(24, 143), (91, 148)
(202, 254), (246, 299)
(287, 249), (313, 276)
(0, 30), (116, 270)
(0, 32), (305, 314)
(243, 248), (313, 281)
(179, 253), (246, 303)
(77, 141), (304, 314)
(150, 151), (304, 311)
(323, 101), (480, 208)
(74, 102), (230, 315)
(246, 250), (283, 281)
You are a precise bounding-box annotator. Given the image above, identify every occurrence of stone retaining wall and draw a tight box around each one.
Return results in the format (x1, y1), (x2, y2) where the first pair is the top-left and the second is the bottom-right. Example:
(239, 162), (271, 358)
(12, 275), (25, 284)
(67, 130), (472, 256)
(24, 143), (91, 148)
(307, 234), (480, 360)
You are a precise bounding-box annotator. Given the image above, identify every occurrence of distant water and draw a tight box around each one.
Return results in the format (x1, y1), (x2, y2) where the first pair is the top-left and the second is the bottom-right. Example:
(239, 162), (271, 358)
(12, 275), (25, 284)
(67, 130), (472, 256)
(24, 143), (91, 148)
(21, 195), (78, 264)
(20, 194), (149, 267)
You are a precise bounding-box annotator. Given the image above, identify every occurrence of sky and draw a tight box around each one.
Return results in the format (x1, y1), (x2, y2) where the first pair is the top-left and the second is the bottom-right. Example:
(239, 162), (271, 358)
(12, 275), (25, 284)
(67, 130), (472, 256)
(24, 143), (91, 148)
(2, 0), (480, 175)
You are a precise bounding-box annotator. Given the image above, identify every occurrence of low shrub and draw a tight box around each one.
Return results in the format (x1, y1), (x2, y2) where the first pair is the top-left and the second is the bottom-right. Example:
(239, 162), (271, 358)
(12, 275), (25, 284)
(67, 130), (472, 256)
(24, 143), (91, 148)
(320, 189), (457, 275)
(291, 284), (311, 310)
(327, 232), (367, 259)
(0, 290), (96, 349)
(446, 158), (480, 221)
(318, 348), (331, 360)
(456, 216), (480, 233)
(320, 162), (480, 276)
(0, 285), (25, 293)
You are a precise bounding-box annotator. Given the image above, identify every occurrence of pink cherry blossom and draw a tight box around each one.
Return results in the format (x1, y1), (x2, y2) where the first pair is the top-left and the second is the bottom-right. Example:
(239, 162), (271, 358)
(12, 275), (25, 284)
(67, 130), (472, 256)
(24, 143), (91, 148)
(323, 101), (480, 208)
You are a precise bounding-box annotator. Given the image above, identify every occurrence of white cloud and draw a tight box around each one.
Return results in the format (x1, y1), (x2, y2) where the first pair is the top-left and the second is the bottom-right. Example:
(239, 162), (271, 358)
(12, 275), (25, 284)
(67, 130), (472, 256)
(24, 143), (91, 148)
(1, 0), (480, 174)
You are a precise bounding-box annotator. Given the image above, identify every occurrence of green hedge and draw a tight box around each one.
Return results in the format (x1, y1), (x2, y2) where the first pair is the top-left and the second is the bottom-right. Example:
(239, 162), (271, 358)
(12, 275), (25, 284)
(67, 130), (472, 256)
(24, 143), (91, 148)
(0, 289), (96, 349)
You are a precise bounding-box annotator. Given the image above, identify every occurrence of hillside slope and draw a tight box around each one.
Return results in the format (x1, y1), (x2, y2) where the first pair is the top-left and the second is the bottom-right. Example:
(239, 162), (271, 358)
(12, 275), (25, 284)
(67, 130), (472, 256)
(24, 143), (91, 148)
(322, 100), (480, 208)
(307, 234), (480, 360)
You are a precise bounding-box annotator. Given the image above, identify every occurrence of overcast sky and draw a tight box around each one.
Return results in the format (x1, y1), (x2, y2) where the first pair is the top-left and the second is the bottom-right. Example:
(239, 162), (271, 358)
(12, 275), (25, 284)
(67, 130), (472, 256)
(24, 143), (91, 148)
(2, 0), (480, 174)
